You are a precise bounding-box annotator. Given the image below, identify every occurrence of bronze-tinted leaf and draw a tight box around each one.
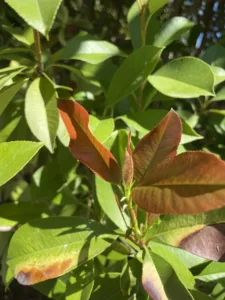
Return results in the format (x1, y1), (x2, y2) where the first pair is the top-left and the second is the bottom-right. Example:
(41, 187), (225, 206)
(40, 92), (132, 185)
(133, 151), (225, 214)
(122, 132), (133, 187)
(133, 110), (181, 183)
(180, 223), (225, 262)
(57, 99), (121, 184)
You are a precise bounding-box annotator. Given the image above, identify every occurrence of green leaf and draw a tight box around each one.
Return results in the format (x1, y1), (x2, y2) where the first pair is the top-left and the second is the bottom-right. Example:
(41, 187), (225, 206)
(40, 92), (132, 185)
(0, 66), (26, 91)
(153, 17), (194, 47)
(149, 0), (169, 15)
(211, 66), (225, 86)
(149, 57), (215, 98)
(212, 282), (225, 300)
(202, 45), (225, 68)
(4, 0), (63, 36)
(149, 241), (195, 289)
(57, 115), (70, 147)
(210, 86), (225, 103)
(66, 260), (94, 300)
(119, 110), (202, 145)
(25, 76), (59, 153)
(95, 176), (130, 232)
(0, 141), (43, 187)
(142, 250), (193, 299)
(91, 273), (127, 300)
(0, 202), (48, 231)
(0, 116), (21, 142)
(34, 275), (68, 299)
(89, 116), (114, 143)
(2, 25), (34, 46)
(196, 262), (225, 282)
(7, 217), (117, 285)
(0, 80), (26, 115)
(52, 34), (123, 64)
(190, 290), (214, 300)
(107, 46), (162, 106)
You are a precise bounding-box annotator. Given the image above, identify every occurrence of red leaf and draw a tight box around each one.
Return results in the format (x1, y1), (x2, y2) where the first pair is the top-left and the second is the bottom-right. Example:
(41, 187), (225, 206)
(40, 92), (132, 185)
(57, 99), (121, 184)
(133, 110), (181, 183)
(132, 151), (225, 214)
(122, 131), (133, 187)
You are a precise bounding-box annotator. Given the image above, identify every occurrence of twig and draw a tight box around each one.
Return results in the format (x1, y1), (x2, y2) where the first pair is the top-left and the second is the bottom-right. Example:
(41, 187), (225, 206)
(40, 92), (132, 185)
(33, 29), (43, 73)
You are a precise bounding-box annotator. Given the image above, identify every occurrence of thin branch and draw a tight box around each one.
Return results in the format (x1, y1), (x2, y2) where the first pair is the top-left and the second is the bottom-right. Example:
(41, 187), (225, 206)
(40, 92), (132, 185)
(33, 29), (43, 73)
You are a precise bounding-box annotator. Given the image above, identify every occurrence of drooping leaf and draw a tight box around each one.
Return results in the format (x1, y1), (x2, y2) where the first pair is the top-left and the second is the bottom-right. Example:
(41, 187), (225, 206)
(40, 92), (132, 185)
(0, 80), (26, 115)
(2, 25), (34, 46)
(148, 0), (169, 16)
(0, 141), (43, 187)
(142, 250), (193, 299)
(153, 17), (194, 47)
(133, 110), (182, 183)
(5, 0), (63, 36)
(57, 99), (121, 184)
(0, 202), (48, 231)
(25, 76), (59, 153)
(52, 34), (122, 64)
(149, 57), (215, 98)
(95, 176), (130, 232)
(0, 66), (26, 91)
(119, 110), (202, 145)
(132, 152), (225, 214)
(7, 217), (117, 285)
(149, 242), (195, 289)
(107, 46), (163, 106)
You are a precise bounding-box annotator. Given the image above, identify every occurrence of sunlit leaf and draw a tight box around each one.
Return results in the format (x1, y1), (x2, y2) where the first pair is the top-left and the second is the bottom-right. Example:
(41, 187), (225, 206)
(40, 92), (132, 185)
(149, 57), (215, 98)
(7, 217), (117, 285)
(0, 141), (43, 187)
(58, 99), (121, 184)
(133, 110), (182, 183)
(133, 152), (225, 214)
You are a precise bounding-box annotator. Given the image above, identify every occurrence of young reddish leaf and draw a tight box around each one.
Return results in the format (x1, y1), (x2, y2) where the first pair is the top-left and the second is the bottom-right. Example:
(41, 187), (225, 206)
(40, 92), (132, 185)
(122, 132), (133, 188)
(132, 151), (225, 214)
(57, 99), (121, 184)
(180, 224), (225, 262)
(133, 110), (182, 183)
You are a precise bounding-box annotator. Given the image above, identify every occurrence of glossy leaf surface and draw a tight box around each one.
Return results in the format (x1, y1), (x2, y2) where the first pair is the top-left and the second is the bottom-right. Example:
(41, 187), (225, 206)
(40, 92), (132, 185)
(133, 152), (225, 214)
(58, 99), (121, 184)
(5, 0), (62, 36)
(7, 217), (117, 285)
(25, 76), (59, 153)
(133, 110), (182, 183)
(149, 57), (214, 98)
(107, 46), (162, 106)
(0, 141), (43, 187)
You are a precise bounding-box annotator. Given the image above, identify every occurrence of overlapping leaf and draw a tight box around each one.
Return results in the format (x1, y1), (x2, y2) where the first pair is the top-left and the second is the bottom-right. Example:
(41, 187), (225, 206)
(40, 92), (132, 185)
(57, 99), (121, 184)
(133, 151), (225, 214)
(133, 110), (182, 183)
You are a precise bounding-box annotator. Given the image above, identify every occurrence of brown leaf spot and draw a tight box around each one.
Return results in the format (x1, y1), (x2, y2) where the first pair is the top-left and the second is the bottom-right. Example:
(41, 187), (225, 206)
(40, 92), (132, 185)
(179, 224), (225, 261)
(16, 258), (73, 285)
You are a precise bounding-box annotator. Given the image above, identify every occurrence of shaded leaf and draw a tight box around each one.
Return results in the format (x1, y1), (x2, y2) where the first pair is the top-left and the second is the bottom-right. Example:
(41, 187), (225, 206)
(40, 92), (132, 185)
(58, 99), (121, 184)
(0, 66), (26, 91)
(2, 25), (34, 46)
(149, 57), (215, 98)
(133, 110), (182, 183)
(0, 80), (26, 115)
(0, 141), (43, 187)
(5, 0), (63, 36)
(153, 17), (194, 47)
(0, 116), (21, 142)
(25, 76), (59, 153)
(149, 0), (169, 15)
(7, 217), (117, 285)
(132, 152), (225, 214)
(107, 46), (163, 106)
